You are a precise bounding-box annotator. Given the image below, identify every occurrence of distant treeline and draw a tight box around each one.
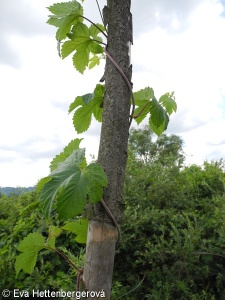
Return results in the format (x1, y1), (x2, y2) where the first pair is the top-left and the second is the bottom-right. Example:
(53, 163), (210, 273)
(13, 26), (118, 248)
(0, 186), (35, 196)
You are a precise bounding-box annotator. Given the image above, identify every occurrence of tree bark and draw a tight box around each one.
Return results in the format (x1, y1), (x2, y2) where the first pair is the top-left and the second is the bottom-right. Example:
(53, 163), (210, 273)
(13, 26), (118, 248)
(82, 0), (132, 298)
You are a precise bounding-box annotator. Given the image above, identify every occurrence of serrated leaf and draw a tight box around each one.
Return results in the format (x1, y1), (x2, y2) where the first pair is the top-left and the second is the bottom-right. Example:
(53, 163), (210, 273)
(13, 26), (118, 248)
(39, 149), (107, 219)
(47, 16), (65, 28)
(47, 1), (83, 40)
(71, 22), (90, 39)
(92, 84), (104, 122)
(90, 42), (104, 55)
(39, 149), (86, 218)
(36, 176), (52, 196)
(149, 97), (168, 128)
(15, 232), (46, 276)
(61, 39), (80, 58)
(50, 138), (83, 171)
(132, 87), (175, 135)
(56, 168), (87, 218)
(48, 1), (82, 16)
(17, 232), (45, 253)
(89, 23), (105, 39)
(56, 15), (82, 40)
(62, 219), (88, 244)
(73, 49), (90, 74)
(61, 22), (104, 73)
(61, 23), (91, 62)
(68, 96), (83, 113)
(72, 84), (104, 133)
(89, 55), (100, 69)
(73, 106), (92, 133)
(133, 87), (155, 124)
(134, 87), (154, 102)
(159, 93), (177, 115)
(85, 163), (108, 203)
(15, 252), (38, 276)
(47, 226), (62, 248)
(82, 93), (94, 105)
(149, 113), (169, 136)
(52, 148), (86, 173)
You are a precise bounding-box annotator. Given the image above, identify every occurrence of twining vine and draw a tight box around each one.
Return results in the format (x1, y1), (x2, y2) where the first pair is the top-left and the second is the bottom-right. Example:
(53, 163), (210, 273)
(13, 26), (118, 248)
(15, 0), (177, 292)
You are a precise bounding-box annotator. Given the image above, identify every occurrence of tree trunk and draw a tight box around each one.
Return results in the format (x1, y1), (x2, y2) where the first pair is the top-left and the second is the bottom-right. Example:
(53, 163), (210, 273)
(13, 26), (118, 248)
(82, 0), (132, 298)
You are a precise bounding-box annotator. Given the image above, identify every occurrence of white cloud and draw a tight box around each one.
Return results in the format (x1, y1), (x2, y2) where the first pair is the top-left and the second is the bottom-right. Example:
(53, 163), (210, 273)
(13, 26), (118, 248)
(132, 0), (225, 165)
(0, 32), (103, 186)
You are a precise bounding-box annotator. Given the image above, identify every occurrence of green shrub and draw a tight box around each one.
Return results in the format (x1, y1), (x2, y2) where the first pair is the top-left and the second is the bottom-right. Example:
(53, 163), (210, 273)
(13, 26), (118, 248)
(0, 191), (84, 292)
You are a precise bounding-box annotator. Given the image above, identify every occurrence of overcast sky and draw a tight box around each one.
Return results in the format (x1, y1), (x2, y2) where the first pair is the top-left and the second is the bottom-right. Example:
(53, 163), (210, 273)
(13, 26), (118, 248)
(0, 0), (225, 187)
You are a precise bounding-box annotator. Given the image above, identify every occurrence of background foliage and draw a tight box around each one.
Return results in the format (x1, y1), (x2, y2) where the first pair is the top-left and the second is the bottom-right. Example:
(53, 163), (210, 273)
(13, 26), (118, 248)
(0, 191), (85, 295)
(1, 127), (225, 299)
(113, 127), (225, 299)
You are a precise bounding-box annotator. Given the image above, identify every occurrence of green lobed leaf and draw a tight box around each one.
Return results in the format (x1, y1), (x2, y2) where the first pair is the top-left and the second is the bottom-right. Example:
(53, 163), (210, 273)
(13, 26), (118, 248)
(56, 167), (87, 218)
(133, 87), (155, 125)
(73, 106), (92, 133)
(149, 97), (168, 128)
(61, 40), (80, 58)
(85, 163), (108, 203)
(47, 16), (66, 28)
(61, 22), (104, 73)
(48, 1), (82, 16)
(132, 87), (175, 135)
(62, 219), (88, 244)
(39, 149), (86, 218)
(68, 96), (83, 113)
(89, 42), (104, 55)
(56, 15), (82, 41)
(89, 23), (106, 39)
(50, 138), (83, 172)
(70, 22), (90, 39)
(17, 232), (45, 253)
(73, 48), (90, 74)
(61, 23), (91, 61)
(38, 149), (107, 219)
(15, 232), (46, 276)
(68, 23), (104, 54)
(159, 92), (177, 115)
(92, 84), (104, 121)
(72, 84), (104, 133)
(89, 55), (100, 69)
(47, 1), (83, 40)
(82, 93), (94, 105)
(133, 87), (154, 102)
(15, 252), (38, 276)
(52, 148), (86, 173)
(149, 115), (169, 136)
